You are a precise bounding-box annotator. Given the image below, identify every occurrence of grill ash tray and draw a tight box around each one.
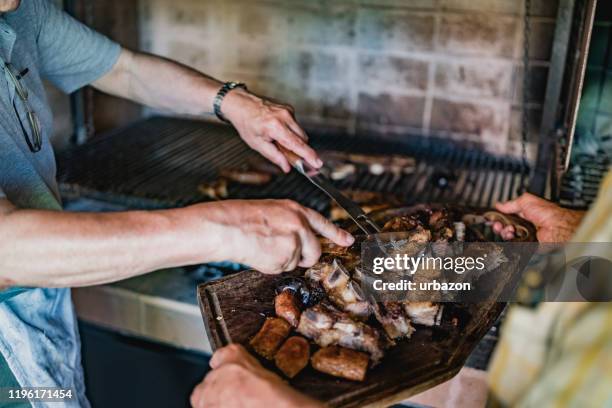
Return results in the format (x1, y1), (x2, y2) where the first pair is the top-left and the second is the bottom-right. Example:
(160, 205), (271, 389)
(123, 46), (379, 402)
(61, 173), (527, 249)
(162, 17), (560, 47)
(197, 205), (536, 407)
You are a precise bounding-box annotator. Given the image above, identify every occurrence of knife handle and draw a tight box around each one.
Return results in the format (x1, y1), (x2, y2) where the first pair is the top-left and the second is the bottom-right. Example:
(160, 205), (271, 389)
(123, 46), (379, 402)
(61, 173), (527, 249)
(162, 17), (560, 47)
(276, 143), (303, 169)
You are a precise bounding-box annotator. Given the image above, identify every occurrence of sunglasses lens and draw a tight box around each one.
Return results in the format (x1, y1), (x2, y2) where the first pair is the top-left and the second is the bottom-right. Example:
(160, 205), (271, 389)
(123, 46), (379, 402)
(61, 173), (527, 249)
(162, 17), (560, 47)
(6, 63), (41, 153)
(27, 111), (42, 151)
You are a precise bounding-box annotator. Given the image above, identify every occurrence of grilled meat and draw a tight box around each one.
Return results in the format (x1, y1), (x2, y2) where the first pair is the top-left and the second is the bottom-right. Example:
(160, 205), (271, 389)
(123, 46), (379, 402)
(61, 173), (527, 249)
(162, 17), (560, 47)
(329, 190), (400, 222)
(274, 336), (310, 378)
(382, 215), (420, 233)
(311, 346), (369, 381)
(197, 179), (228, 200)
(373, 301), (415, 340)
(429, 209), (454, 241)
(381, 215), (432, 244)
(330, 163), (356, 180)
(306, 260), (371, 319)
(319, 151), (416, 177)
(275, 290), (301, 328)
(403, 302), (443, 327)
(276, 276), (325, 309)
(250, 317), (291, 360)
(319, 239), (354, 258)
(304, 262), (334, 283)
(462, 242), (508, 278)
(219, 168), (272, 185)
(297, 302), (384, 362)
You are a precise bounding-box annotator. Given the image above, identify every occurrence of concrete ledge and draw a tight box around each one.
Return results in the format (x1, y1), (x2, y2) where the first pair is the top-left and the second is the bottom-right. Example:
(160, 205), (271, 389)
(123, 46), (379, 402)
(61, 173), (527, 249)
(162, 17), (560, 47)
(73, 285), (211, 354)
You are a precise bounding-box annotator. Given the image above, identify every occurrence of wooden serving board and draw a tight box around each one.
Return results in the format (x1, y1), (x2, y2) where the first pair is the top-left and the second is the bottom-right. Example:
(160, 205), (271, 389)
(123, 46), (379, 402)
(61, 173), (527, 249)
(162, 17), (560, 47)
(197, 205), (535, 407)
(198, 271), (504, 407)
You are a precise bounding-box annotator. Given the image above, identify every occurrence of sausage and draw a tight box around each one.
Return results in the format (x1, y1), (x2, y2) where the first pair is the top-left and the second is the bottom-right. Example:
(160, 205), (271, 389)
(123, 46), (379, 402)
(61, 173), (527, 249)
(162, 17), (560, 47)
(274, 290), (301, 327)
(219, 169), (272, 185)
(311, 346), (369, 381)
(274, 336), (310, 378)
(249, 317), (291, 360)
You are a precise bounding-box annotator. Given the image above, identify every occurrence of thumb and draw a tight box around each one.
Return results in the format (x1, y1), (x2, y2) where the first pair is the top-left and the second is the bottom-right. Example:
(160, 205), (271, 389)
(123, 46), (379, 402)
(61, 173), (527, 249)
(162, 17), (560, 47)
(495, 195), (527, 214)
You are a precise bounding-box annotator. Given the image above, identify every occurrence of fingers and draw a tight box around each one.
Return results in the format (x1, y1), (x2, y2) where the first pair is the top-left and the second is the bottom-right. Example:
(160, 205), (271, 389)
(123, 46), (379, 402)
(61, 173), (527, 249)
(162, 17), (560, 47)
(281, 235), (303, 272)
(495, 192), (545, 215)
(210, 344), (257, 370)
(495, 196), (526, 215)
(296, 225), (322, 268)
(254, 141), (291, 173)
(276, 124), (322, 169)
(190, 382), (205, 408)
(300, 206), (354, 247)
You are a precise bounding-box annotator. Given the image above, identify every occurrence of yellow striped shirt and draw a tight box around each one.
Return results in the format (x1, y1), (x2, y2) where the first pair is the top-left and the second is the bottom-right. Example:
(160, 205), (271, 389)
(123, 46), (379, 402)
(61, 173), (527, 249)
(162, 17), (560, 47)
(488, 171), (612, 407)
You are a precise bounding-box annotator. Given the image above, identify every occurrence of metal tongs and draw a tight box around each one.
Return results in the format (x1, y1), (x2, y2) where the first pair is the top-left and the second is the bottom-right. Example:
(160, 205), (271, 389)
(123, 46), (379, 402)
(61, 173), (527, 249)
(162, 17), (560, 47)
(277, 145), (382, 235)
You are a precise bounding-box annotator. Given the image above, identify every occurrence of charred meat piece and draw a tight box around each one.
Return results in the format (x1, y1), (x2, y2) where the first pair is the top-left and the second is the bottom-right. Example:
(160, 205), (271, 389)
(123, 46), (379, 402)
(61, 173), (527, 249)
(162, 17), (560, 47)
(275, 291), (301, 328)
(319, 239), (353, 257)
(382, 215), (433, 244)
(219, 167), (272, 185)
(462, 242), (508, 277)
(382, 215), (420, 233)
(304, 262), (334, 283)
(406, 225), (432, 244)
(249, 317), (291, 360)
(306, 260), (371, 319)
(403, 302), (443, 327)
(329, 190), (400, 222)
(373, 302), (415, 340)
(274, 336), (310, 378)
(297, 303), (384, 362)
(320, 151), (416, 177)
(277, 276), (325, 308)
(428, 209), (454, 241)
(311, 346), (369, 382)
(197, 179), (228, 200)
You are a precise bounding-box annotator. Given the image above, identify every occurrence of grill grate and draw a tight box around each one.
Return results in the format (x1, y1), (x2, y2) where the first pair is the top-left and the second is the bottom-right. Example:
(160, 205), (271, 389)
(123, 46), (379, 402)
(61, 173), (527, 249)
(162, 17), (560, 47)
(57, 117), (530, 213)
(559, 150), (610, 209)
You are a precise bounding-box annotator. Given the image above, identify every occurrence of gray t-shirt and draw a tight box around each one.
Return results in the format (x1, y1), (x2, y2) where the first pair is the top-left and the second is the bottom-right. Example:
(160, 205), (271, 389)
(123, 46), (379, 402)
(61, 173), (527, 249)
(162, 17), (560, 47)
(0, 0), (120, 403)
(0, 0), (120, 207)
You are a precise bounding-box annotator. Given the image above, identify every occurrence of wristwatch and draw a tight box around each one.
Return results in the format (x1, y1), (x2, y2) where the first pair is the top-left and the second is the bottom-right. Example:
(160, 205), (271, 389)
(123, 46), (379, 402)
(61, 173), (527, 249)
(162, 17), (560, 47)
(213, 81), (248, 123)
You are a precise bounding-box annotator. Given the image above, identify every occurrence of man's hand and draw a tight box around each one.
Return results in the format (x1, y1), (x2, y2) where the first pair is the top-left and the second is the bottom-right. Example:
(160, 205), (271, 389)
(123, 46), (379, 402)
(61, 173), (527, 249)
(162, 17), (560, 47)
(0, 198), (352, 288)
(190, 344), (322, 408)
(493, 193), (585, 243)
(221, 89), (321, 173)
(93, 50), (321, 173)
(201, 199), (354, 274)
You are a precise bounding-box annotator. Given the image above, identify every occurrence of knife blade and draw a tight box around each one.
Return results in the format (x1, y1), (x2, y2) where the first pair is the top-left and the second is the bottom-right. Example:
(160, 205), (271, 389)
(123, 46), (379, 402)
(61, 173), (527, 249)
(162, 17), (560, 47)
(276, 144), (382, 235)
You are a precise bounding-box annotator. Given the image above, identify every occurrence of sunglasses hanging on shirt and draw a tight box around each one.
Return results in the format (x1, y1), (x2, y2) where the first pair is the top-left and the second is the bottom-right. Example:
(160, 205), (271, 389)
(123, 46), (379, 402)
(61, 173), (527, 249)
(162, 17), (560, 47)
(3, 62), (42, 153)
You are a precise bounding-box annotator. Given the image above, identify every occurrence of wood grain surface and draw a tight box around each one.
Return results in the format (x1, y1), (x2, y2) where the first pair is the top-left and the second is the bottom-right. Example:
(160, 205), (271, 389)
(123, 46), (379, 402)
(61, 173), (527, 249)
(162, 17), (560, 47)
(197, 205), (536, 407)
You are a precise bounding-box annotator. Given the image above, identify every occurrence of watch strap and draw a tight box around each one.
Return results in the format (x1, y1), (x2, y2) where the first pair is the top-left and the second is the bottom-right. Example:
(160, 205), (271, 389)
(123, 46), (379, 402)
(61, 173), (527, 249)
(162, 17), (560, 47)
(213, 81), (247, 123)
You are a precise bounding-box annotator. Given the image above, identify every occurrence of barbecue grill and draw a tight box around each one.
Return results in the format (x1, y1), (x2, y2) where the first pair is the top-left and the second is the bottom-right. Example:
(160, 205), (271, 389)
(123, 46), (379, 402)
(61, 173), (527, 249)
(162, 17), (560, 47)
(56, 116), (533, 213)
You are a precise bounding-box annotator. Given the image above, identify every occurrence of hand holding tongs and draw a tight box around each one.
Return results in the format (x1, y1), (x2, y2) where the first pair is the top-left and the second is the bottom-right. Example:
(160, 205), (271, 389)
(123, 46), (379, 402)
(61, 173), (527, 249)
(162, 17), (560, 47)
(276, 144), (382, 236)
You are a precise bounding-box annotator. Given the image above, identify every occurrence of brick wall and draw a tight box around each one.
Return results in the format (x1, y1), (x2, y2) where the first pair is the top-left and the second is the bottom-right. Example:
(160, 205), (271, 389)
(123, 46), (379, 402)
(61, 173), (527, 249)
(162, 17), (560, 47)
(139, 0), (558, 159)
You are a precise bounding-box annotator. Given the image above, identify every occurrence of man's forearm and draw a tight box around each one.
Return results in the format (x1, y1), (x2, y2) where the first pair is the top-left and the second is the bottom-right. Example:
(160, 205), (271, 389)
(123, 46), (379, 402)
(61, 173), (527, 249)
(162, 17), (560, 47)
(93, 48), (323, 172)
(93, 49), (225, 117)
(0, 201), (225, 288)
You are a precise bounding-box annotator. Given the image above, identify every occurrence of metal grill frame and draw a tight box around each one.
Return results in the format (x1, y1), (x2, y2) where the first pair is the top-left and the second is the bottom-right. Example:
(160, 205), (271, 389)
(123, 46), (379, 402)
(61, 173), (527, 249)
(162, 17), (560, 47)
(57, 116), (531, 214)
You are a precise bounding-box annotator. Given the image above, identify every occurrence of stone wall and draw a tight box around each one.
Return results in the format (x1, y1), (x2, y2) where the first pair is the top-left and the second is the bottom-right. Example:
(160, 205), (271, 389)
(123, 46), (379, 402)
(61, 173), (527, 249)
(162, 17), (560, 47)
(139, 0), (559, 158)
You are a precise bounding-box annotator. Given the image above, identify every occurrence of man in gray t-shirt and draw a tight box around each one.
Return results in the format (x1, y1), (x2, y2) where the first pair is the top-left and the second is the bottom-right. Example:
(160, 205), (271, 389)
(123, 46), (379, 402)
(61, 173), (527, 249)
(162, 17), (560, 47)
(0, 0), (353, 405)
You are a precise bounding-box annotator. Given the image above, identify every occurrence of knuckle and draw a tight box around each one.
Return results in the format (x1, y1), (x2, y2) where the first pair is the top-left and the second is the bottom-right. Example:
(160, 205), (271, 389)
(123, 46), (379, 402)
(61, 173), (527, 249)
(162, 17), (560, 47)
(222, 363), (247, 378)
(279, 108), (293, 119)
(265, 118), (283, 132)
(225, 343), (243, 355)
(282, 199), (301, 211)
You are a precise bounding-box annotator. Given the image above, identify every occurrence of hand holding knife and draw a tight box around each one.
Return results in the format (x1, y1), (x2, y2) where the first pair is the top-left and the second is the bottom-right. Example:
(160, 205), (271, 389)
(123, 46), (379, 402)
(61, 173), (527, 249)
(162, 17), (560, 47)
(276, 144), (382, 236)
